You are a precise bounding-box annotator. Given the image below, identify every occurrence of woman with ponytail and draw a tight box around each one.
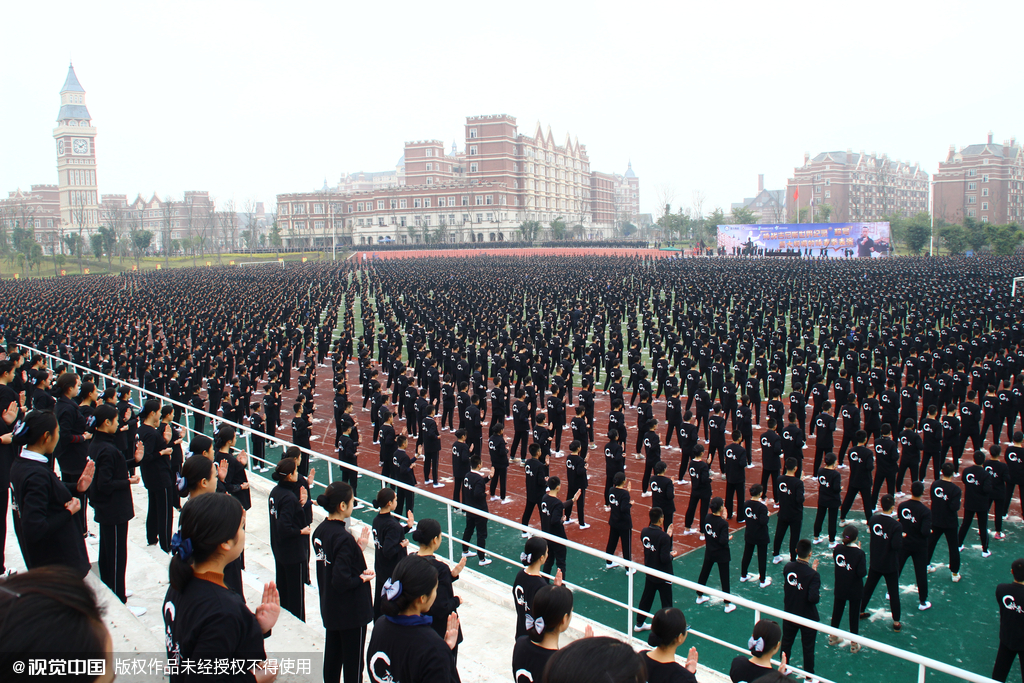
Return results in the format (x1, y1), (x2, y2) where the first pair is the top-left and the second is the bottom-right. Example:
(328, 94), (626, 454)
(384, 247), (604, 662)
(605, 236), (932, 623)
(365, 555), (460, 683)
(413, 519), (466, 657)
(312, 482), (373, 683)
(214, 425), (251, 511)
(268, 459), (309, 622)
(830, 524), (866, 652)
(642, 607), (699, 682)
(53, 372), (92, 538)
(137, 399), (174, 552)
(370, 488), (413, 620)
(511, 584), (589, 683)
(163, 494), (281, 683)
(512, 536), (564, 639)
(729, 618), (785, 683)
(9, 410), (93, 577)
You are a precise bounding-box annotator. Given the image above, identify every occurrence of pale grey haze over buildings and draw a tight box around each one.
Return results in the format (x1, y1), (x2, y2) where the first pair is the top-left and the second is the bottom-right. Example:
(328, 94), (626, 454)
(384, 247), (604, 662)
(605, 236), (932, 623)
(2, 0), (1023, 218)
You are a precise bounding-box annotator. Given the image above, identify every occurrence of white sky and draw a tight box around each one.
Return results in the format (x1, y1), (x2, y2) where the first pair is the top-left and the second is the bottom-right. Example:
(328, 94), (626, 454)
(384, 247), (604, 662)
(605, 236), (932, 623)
(2, 0), (1023, 218)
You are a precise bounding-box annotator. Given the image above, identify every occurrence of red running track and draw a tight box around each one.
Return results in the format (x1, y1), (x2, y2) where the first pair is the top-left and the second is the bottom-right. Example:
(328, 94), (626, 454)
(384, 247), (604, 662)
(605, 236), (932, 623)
(352, 247), (674, 260)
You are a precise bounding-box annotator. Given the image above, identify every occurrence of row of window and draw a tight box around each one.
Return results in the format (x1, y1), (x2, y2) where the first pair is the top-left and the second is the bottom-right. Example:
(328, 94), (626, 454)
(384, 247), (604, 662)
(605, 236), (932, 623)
(66, 169), (95, 187)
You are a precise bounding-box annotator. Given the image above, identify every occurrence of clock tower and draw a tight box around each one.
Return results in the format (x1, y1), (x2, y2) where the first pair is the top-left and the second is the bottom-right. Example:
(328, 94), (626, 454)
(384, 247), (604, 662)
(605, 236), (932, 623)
(54, 63), (99, 234)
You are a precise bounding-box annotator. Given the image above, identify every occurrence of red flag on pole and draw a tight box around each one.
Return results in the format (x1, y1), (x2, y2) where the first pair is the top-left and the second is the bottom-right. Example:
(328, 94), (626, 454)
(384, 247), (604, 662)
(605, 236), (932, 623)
(793, 188), (799, 200)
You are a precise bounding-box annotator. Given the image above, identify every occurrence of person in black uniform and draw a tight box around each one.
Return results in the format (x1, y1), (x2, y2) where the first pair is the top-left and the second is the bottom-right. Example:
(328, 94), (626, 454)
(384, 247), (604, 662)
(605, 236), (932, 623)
(927, 462), (962, 582)
(513, 536), (559, 639)
(488, 422), (510, 504)
(9, 411), (93, 578)
(565, 439), (588, 528)
(392, 434), (418, 516)
(859, 494), (904, 631)
(897, 481), (932, 612)
(313, 482), (373, 683)
(511, 584), (582, 683)
(813, 453), (841, 547)
(421, 405), (442, 488)
(53, 373), (92, 538)
(521, 444), (547, 532)
(695, 497), (734, 612)
(992, 558), (1024, 683)
(985, 445), (1011, 540)
(606, 472), (633, 568)
(604, 430), (625, 508)
(337, 423), (359, 498)
(414, 519), (466, 662)
(635, 507), (677, 632)
(88, 404), (142, 610)
(683, 445), (711, 535)
(541, 477), (576, 579)
(740, 484), (772, 589)
(830, 525), (867, 651)
(461, 456), (491, 565)
(290, 402), (312, 476)
(642, 607), (700, 683)
(760, 418), (783, 505)
(781, 538), (821, 678)
(451, 429), (470, 505)
(959, 450), (993, 557)
(138, 400), (175, 552)
(366, 555), (460, 683)
(840, 431), (874, 525)
(723, 431), (747, 520)
(371, 488), (413, 618)
(163, 493), (281, 683)
(268, 458), (310, 621)
(730, 619), (785, 682)
(649, 461), (675, 533)
(773, 458), (804, 564)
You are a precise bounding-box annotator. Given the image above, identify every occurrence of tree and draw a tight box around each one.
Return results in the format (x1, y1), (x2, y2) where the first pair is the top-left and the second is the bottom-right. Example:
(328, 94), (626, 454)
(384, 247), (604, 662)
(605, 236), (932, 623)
(98, 225), (116, 267)
(572, 223), (585, 240)
(63, 233), (83, 259)
(106, 201), (128, 265)
(90, 232), (104, 260)
(964, 216), (989, 253)
(621, 222), (637, 237)
(903, 212), (931, 255)
(730, 206), (757, 225)
(939, 224), (967, 255)
(131, 229), (152, 266)
(160, 196), (174, 267)
(70, 198), (90, 274)
(550, 216), (567, 240)
(797, 207), (808, 223)
(242, 198), (261, 256)
(703, 208), (726, 246)
(883, 212), (907, 249)
(987, 222), (1023, 256)
(815, 204), (833, 223)
(268, 219), (282, 258)
(517, 220), (541, 242)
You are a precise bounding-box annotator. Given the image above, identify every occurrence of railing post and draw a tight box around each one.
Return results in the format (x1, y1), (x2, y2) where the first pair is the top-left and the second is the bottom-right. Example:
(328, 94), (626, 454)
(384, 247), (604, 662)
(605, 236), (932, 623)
(918, 664), (926, 683)
(626, 567), (635, 638)
(447, 502), (454, 562)
(245, 430), (253, 472)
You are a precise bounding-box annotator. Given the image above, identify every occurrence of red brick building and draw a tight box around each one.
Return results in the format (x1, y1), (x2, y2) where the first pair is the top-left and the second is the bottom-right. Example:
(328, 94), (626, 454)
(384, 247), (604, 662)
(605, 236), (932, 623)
(0, 185), (62, 253)
(932, 133), (1024, 225)
(786, 150), (929, 222)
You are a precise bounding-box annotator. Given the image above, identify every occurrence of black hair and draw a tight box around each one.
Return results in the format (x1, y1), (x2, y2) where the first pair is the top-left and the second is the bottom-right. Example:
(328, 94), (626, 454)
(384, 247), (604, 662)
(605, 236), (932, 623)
(879, 495), (895, 512)
(613, 472), (626, 486)
(749, 618), (782, 655)
(842, 525), (859, 544)
(213, 424), (235, 451)
(54, 372), (79, 397)
(649, 507), (664, 525)
(180, 454), (217, 494)
(709, 496), (724, 514)
(379, 555), (439, 617)
(522, 536), (548, 565)
(189, 435), (213, 455)
(785, 457), (798, 472)
(91, 403), (118, 430)
(1012, 558), (1024, 582)
(653, 461), (667, 475)
(317, 482), (354, 513)
(749, 484), (763, 497)
(648, 607), (687, 648)
(10, 410), (58, 449)
(169, 494), (244, 592)
(941, 461), (955, 477)
(140, 398), (162, 420)
(911, 481), (925, 497)
(272, 458), (296, 481)
(373, 488), (396, 509)
(527, 584), (574, 642)
(546, 476), (561, 491)
(796, 538), (812, 558)
(823, 452), (837, 467)
(411, 518), (442, 546)
(0, 566), (108, 676)
(543, 636), (646, 683)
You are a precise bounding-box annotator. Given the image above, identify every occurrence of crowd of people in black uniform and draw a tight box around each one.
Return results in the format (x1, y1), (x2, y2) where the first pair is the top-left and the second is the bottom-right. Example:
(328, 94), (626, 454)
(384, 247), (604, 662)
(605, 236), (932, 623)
(0, 251), (1023, 682)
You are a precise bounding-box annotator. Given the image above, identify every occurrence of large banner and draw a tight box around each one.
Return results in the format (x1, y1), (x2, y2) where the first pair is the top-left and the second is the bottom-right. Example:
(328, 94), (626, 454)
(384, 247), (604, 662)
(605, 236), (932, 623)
(717, 222), (891, 257)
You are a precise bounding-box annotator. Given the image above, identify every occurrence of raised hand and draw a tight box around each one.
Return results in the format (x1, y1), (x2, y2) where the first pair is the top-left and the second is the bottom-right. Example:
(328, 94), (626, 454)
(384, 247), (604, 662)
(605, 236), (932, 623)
(406, 510), (414, 528)
(685, 646), (698, 673)
(357, 526), (371, 550)
(444, 613), (461, 650)
(217, 459), (229, 481)
(811, 559), (820, 571)
(77, 459), (95, 492)
(778, 651), (788, 674)
(554, 569), (563, 586)
(452, 554), (467, 577)
(299, 487), (308, 506)
(584, 624), (594, 638)
(255, 582), (281, 634)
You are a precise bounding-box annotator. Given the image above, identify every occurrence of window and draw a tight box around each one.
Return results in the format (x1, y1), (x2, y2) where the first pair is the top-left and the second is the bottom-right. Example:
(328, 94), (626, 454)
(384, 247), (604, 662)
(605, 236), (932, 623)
(413, 198), (422, 208)
(825, 179), (830, 186)
(981, 215), (989, 223)
(425, 149), (433, 157)
(414, 216), (421, 226)
(814, 186), (821, 194)
(356, 202), (363, 212)
(983, 174), (989, 183)
(424, 199), (430, 208)
(449, 214), (455, 223)
(982, 202), (989, 210)
(485, 195), (493, 205)
(426, 163), (433, 171)
(470, 146), (478, 156)
(424, 216), (430, 226)
(815, 173), (822, 181)
(982, 188), (989, 197)
(486, 213), (493, 222)
(475, 196), (484, 205)
(969, 169), (977, 177)
(968, 209), (976, 217)
(968, 182), (977, 190)
(280, 205), (289, 215)
(400, 199), (408, 209)
(476, 213), (483, 222)
(462, 214), (469, 223)
(437, 197), (446, 208)
(313, 203), (324, 213)
(825, 191), (831, 198)
(461, 196), (469, 206)
(377, 200), (384, 210)
(426, 178), (433, 185)
(378, 218), (385, 226)
(469, 129), (477, 138)
(968, 196), (977, 204)
(470, 163), (478, 173)
(314, 220), (325, 230)
(390, 199), (398, 209)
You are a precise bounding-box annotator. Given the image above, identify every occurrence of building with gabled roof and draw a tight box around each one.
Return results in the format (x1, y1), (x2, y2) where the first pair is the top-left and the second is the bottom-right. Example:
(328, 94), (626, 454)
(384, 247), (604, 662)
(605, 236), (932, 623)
(932, 132), (1024, 225)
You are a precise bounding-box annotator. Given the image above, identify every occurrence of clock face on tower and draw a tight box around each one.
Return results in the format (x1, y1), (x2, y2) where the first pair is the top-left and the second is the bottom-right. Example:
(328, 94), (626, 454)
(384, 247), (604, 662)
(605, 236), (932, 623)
(72, 138), (88, 155)
(57, 139), (64, 156)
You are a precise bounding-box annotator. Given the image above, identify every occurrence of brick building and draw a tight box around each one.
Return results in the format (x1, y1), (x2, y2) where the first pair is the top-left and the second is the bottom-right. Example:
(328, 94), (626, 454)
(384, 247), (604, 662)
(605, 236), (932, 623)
(0, 185), (62, 253)
(786, 150), (929, 222)
(932, 133), (1024, 225)
(612, 162), (640, 224)
(277, 114), (637, 246)
(731, 174), (786, 223)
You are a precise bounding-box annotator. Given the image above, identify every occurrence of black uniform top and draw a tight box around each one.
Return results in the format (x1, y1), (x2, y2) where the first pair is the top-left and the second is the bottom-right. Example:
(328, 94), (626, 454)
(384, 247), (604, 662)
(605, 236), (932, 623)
(268, 481), (305, 560)
(984, 458), (1010, 497)
(372, 513), (410, 579)
(723, 444), (747, 484)
(777, 474), (804, 521)
(366, 615), (458, 683)
(393, 449), (417, 487)
(867, 513), (903, 573)
(641, 524), (674, 576)
(741, 499), (770, 544)
(9, 449), (90, 578)
(650, 474), (674, 513)
(996, 582), (1024, 652)
(896, 499), (931, 549)
(54, 395), (88, 475)
(488, 434), (509, 470)
(782, 559), (820, 620)
(643, 653), (697, 683)
(513, 570), (549, 639)
(424, 555), (463, 646)
(832, 543), (867, 599)
(759, 430), (782, 472)
(566, 451), (587, 491)
(608, 487), (632, 529)
(524, 457), (546, 502)
(312, 519), (373, 631)
(138, 423), (174, 490)
(962, 464), (993, 511)
(88, 431), (135, 526)
(688, 460), (712, 496)
(604, 441), (625, 473)
(220, 450), (251, 510)
(816, 468), (842, 507)
(729, 657), (773, 683)
(540, 494), (566, 538)
(1006, 445), (1024, 485)
(929, 479), (962, 529)
(512, 637), (556, 683)
(163, 574), (267, 682)
(703, 514), (730, 559)
(462, 470), (489, 512)
(874, 437), (899, 476)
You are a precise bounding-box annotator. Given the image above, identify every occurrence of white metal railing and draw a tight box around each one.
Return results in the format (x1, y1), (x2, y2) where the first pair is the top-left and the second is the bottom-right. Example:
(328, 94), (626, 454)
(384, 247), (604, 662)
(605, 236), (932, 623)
(19, 344), (997, 683)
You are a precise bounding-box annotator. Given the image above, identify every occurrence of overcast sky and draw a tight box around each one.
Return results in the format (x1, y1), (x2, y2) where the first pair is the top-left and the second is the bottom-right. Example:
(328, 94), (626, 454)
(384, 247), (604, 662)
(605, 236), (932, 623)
(3, 0), (1023, 218)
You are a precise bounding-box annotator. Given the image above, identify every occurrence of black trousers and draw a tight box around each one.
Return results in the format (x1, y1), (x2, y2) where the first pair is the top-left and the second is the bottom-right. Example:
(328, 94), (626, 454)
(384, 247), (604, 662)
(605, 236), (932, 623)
(992, 643), (1024, 683)
(841, 484), (872, 522)
(831, 596), (861, 634)
(992, 494), (1008, 533)
(324, 626), (366, 683)
(565, 487), (586, 525)
(452, 465), (467, 504)
(641, 459), (657, 493)
(521, 500), (541, 527)
(862, 569), (901, 622)
(773, 516), (802, 560)
(340, 459), (358, 497)
(761, 469), (781, 502)
(696, 553), (730, 596)
(724, 482), (745, 520)
(895, 458), (922, 492)
(395, 487), (414, 516)
(509, 430), (529, 462)
(813, 505), (838, 541)
(836, 432), (854, 466)
(898, 546), (929, 604)
(782, 620), (817, 674)
(927, 526), (961, 574)
(98, 522), (129, 603)
(958, 508), (989, 551)
(0, 456), (9, 573)
(461, 513), (487, 559)
(684, 493), (709, 530)
(489, 467), (507, 499)
(605, 525), (631, 562)
(551, 423), (563, 452)
(637, 578), (672, 626)
(543, 539), (567, 579)
(276, 560), (305, 622)
(146, 485), (174, 552)
(740, 539), (768, 582)
(870, 472), (895, 511)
